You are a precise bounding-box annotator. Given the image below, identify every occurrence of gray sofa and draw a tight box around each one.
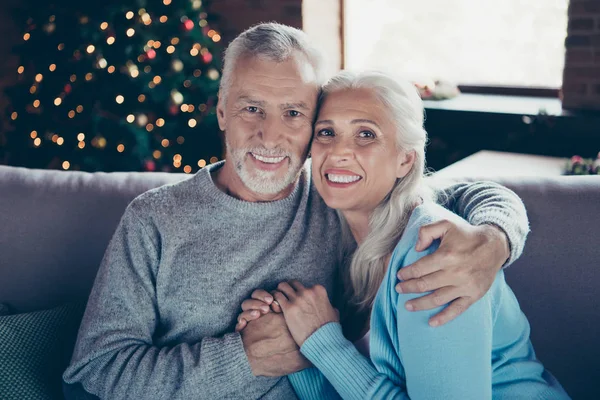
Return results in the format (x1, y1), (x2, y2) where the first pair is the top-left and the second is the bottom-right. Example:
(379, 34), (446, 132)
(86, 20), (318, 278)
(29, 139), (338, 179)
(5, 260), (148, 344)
(0, 165), (598, 399)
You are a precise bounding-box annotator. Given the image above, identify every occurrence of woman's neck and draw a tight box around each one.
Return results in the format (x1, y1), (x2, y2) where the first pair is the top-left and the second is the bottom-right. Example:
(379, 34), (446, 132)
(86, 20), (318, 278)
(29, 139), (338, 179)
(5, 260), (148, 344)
(341, 210), (372, 245)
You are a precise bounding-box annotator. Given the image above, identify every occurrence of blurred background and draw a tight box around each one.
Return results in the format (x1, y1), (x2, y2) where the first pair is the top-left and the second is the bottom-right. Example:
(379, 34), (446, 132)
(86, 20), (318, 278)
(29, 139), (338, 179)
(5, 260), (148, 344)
(0, 0), (599, 174)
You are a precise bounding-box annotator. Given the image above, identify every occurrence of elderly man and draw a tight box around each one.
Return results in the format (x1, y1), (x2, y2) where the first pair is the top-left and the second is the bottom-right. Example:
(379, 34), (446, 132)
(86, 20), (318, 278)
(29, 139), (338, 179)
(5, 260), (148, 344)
(63, 23), (528, 399)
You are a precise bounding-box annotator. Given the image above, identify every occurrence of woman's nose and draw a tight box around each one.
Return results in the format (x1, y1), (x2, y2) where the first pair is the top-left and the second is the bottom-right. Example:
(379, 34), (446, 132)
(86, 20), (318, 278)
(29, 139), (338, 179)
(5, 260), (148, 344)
(329, 137), (354, 161)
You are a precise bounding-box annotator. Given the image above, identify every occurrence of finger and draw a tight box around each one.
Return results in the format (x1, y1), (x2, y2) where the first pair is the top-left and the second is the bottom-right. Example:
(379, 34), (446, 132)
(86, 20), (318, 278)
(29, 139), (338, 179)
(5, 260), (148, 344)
(277, 281), (297, 300)
(238, 310), (261, 323)
(403, 286), (460, 311)
(428, 297), (473, 327)
(235, 319), (247, 332)
(397, 252), (443, 281)
(272, 290), (290, 311)
(251, 289), (274, 304)
(396, 270), (452, 294)
(269, 290), (283, 313)
(415, 220), (451, 252)
(288, 280), (306, 292)
(241, 299), (271, 314)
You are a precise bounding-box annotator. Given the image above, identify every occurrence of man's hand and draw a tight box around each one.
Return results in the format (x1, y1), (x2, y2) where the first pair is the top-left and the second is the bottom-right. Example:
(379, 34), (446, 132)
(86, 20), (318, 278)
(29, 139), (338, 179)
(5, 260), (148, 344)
(396, 218), (510, 327)
(240, 311), (311, 377)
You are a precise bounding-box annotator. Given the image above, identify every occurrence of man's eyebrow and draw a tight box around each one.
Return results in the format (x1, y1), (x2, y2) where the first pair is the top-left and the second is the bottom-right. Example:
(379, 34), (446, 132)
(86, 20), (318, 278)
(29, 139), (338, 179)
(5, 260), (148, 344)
(280, 102), (310, 111)
(234, 95), (266, 107)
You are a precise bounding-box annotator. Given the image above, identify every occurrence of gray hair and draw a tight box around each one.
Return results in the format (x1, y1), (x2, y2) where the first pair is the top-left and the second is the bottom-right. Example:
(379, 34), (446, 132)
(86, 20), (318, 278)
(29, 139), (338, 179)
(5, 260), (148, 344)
(320, 70), (435, 312)
(219, 22), (327, 103)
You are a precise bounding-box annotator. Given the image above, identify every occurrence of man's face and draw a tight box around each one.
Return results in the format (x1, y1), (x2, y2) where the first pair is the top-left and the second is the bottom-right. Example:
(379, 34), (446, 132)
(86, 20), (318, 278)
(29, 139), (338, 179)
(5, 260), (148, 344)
(217, 54), (319, 196)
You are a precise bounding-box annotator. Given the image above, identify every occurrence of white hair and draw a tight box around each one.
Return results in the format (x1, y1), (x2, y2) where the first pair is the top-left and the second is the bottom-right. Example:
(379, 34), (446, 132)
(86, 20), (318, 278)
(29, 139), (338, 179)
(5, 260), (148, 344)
(320, 70), (435, 312)
(219, 22), (327, 103)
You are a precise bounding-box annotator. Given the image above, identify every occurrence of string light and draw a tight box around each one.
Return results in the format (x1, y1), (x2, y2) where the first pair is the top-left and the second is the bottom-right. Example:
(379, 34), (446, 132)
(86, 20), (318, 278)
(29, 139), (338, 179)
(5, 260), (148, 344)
(193, 69), (201, 77)
(33, 100), (40, 108)
(107, 37), (115, 45)
(23, 33), (30, 41)
(49, 64), (57, 72)
(171, 38), (180, 45)
(153, 150), (162, 159)
(184, 165), (192, 174)
(173, 154), (182, 162)
(167, 45), (175, 54)
(153, 76), (161, 84)
(54, 97), (62, 106)
(153, 41), (161, 49)
(77, 133), (85, 141)
(198, 159), (206, 167)
(34, 138), (42, 147)
(18, 66), (24, 74)
(108, 65), (116, 73)
(100, 22), (108, 30)
(62, 161), (70, 170)
(146, 124), (154, 132)
(199, 20), (207, 27)
(11, 112), (18, 120)
(116, 95), (124, 104)
(35, 73), (43, 82)
(70, 74), (77, 82)
(161, 139), (169, 147)
(138, 114), (148, 126)
(78, 141), (86, 149)
(127, 28), (135, 37)
(138, 94), (146, 102)
(207, 30), (216, 38)
(212, 34), (221, 42)
(138, 8), (146, 16)
(148, 82), (156, 89)
(163, 0), (172, 5)
(30, 131), (38, 139)
(57, 137), (64, 145)
(208, 69), (220, 80)
(156, 118), (165, 127)
(98, 58), (108, 68)
(190, 48), (199, 57)
(181, 104), (189, 112)
(210, 157), (218, 163)
(30, 86), (37, 94)
(144, 66), (151, 73)
(85, 73), (93, 81)
(58, 43), (65, 50)
(184, 19), (194, 31)
(126, 114), (135, 123)
(97, 137), (107, 148)
(183, 80), (191, 88)
(142, 13), (152, 25)
(126, 11), (134, 19)
(199, 104), (207, 112)
(76, 105), (84, 113)
(52, 134), (59, 143)
(117, 144), (125, 152)
(160, 16), (168, 23)
(188, 118), (197, 128)
(86, 45), (95, 53)
(68, 110), (76, 118)
(192, 0), (202, 10)
(177, 136), (185, 144)
(171, 90), (184, 105)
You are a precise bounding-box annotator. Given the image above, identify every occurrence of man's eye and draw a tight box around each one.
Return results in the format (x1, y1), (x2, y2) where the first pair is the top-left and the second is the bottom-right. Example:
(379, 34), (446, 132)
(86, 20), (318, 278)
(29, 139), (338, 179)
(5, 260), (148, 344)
(246, 106), (259, 113)
(287, 110), (301, 117)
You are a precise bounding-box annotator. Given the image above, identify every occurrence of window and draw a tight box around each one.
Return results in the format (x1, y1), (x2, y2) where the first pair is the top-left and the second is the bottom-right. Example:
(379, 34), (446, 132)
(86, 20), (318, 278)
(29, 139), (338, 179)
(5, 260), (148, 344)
(344, 0), (569, 89)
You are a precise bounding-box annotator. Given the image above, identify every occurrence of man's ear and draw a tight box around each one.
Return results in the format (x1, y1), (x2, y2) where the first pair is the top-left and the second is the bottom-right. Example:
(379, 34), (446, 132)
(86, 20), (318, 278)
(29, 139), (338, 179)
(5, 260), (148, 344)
(216, 93), (226, 132)
(396, 150), (416, 178)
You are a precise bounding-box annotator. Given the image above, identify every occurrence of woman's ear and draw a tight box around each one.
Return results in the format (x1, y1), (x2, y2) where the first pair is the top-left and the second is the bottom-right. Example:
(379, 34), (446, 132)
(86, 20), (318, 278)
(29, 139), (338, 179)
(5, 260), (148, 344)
(396, 150), (416, 178)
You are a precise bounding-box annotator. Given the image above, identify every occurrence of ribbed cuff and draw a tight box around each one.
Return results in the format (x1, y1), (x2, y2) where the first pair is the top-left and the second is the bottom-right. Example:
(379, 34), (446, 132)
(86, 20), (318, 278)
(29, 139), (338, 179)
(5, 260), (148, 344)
(300, 322), (378, 400)
(200, 332), (261, 398)
(470, 209), (529, 267)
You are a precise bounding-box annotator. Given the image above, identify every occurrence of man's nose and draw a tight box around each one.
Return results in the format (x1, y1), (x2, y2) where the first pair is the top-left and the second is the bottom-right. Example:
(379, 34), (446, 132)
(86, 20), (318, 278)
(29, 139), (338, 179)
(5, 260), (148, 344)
(257, 115), (283, 146)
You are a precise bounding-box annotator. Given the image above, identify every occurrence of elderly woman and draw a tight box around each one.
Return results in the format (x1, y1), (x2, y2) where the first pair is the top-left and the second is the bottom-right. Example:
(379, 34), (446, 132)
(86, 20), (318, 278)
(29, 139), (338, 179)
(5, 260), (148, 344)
(237, 71), (569, 399)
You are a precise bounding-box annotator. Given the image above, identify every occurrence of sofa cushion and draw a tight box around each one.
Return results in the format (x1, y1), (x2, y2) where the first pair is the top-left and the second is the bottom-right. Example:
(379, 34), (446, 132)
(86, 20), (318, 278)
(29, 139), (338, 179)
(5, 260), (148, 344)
(0, 302), (85, 400)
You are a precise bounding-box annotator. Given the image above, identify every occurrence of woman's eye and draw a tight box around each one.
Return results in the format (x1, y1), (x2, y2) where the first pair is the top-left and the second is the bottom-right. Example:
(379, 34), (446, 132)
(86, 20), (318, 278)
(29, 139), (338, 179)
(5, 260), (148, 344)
(317, 129), (334, 137)
(359, 130), (376, 139)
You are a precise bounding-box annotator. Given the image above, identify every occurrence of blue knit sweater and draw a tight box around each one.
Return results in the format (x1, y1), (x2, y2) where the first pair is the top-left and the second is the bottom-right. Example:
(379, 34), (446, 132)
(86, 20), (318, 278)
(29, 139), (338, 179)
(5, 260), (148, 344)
(289, 203), (570, 400)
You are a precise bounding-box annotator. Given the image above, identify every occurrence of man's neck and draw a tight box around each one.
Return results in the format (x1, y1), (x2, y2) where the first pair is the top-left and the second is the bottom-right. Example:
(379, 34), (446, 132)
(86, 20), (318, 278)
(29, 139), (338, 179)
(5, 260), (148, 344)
(212, 160), (299, 203)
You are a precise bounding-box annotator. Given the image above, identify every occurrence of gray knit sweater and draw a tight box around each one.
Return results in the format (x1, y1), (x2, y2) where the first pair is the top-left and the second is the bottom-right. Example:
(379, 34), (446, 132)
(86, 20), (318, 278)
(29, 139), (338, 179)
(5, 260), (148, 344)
(63, 161), (529, 400)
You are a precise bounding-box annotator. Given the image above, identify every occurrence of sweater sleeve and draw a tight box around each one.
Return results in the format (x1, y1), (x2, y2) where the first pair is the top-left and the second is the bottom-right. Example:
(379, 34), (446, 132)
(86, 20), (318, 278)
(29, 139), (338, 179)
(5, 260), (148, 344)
(62, 204), (270, 400)
(434, 180), (530, 266)
(295, 229), (493, 400)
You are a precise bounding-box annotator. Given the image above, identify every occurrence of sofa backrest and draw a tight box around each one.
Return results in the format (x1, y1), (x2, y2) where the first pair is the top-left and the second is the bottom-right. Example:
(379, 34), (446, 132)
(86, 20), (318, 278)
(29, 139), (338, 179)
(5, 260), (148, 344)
(1, 165), (598, 399)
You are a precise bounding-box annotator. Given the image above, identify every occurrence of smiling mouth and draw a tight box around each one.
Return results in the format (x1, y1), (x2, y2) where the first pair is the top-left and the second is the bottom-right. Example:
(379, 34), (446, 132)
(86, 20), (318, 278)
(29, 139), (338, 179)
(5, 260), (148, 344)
(251, 153), (286, 164)
(325, 173), (362, 184)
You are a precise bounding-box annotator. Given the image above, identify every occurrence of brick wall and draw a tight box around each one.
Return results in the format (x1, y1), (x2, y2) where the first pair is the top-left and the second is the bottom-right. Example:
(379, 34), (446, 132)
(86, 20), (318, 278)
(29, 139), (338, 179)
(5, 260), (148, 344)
(562, 0), (600, 111)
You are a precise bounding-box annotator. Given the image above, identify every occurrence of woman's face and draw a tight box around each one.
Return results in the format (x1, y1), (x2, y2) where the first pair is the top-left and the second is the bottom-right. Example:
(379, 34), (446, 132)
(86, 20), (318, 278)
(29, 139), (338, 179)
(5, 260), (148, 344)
(311, 88), (414, 214)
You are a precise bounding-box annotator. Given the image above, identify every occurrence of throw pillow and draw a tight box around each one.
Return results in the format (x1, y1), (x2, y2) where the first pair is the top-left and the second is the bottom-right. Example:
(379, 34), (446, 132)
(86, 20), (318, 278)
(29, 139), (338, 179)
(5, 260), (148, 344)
(0, 302), (85, 400)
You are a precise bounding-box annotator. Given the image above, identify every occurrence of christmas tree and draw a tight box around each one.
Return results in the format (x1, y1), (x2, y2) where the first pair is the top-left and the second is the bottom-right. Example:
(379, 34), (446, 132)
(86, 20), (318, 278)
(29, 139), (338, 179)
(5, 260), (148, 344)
(2, 0), (223, 173)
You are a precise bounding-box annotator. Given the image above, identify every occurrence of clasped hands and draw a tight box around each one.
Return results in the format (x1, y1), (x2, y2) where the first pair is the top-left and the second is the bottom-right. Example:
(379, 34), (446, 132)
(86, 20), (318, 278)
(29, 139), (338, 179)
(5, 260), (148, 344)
(238, 219), (510, 376)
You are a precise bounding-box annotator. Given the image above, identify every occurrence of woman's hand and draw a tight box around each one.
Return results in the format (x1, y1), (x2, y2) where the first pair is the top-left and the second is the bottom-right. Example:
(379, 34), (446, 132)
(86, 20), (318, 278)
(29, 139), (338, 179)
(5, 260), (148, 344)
(272, 280), (339, 347)
(235, 289), (277, 332)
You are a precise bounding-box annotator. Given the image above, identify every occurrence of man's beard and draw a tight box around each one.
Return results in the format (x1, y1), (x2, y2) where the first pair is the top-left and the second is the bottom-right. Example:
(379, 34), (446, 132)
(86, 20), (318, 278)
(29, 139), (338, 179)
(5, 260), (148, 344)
(226, 140), (304, 195)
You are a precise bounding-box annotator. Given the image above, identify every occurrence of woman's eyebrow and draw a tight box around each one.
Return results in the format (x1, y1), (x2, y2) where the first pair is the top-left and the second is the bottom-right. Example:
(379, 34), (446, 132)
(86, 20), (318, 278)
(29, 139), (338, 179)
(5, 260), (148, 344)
(315, 119), (334, 125)
(351, 119), (381, 129)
